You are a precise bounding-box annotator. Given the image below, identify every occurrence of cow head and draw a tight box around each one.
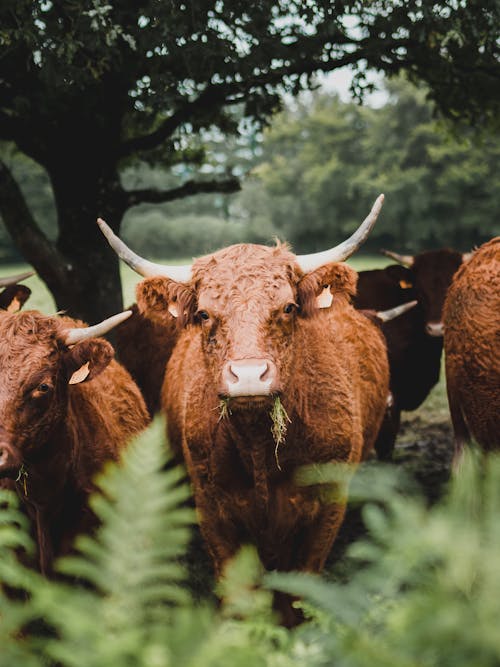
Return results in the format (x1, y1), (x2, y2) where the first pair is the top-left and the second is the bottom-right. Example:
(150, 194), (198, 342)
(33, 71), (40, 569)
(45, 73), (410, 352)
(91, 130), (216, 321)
(0, 310), (131, 480)
(98, 195), (384, 407)
(381, 248), (465, 337)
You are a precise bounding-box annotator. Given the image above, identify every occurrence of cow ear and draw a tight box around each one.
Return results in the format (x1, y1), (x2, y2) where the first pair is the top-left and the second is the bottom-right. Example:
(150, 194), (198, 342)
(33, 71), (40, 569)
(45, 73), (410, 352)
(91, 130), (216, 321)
(136, 276), (196, 327)
(385, 265), (414, 289)
(64, 339), (114, 385)
(298, 263), (358, 317)
(0, 285), (31, 312)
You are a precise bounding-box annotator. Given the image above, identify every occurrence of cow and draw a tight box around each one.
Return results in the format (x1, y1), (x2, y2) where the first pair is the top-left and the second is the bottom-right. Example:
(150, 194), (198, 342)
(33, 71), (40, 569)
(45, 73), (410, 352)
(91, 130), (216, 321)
(443, 237), (500, 462)
(114, 304), (178, 417)
(0, 272), (34, 495)
(98, 195), (390, 626)
(353, 248), (467, 459)
(0, 310), (150, 574)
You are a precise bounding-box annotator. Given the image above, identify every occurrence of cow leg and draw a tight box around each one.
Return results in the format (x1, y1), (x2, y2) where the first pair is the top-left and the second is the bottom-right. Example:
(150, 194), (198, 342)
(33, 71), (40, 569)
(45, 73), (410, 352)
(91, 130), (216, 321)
(374, 405), (401, 461)
(445, 363), (470, 469)
(196, 500), (241, 579)
(297, 501), (348, 572)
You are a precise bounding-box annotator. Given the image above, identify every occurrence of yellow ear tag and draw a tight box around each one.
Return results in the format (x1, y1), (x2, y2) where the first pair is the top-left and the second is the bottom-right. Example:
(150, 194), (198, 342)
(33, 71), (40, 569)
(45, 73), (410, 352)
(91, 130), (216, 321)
(399, 280), (413, 289)
(69, 361), (90, 385)
(316, 286), (333, 309)
(168, 302), (179, 318)
(7, 298), (21, 313)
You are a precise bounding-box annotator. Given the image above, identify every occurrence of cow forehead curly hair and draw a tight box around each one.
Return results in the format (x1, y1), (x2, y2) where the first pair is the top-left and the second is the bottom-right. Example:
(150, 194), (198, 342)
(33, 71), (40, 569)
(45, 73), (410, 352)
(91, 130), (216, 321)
(0, 311), (83, 351)
(137, 242), (358, 326)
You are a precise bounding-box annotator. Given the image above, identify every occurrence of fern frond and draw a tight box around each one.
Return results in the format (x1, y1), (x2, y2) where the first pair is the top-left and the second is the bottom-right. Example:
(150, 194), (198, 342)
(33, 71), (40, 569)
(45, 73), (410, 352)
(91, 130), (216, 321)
(39, 417), (196, 667)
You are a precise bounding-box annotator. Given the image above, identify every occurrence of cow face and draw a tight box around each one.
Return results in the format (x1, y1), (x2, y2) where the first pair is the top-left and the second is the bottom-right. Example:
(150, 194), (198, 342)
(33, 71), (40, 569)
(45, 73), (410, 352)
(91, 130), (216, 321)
(0, 312), (115, 480)
(410, 250), (463, 336)
(382, 248), (464, 336)
(137, 245), (357, 407)
(98, 195), (384, 406)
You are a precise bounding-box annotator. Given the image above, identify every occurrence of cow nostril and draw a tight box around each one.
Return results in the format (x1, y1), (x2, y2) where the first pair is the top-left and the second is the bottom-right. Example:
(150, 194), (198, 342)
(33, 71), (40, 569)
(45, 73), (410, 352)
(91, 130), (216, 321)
(227, 364), (240, 383)
(259, 362), (270, 381)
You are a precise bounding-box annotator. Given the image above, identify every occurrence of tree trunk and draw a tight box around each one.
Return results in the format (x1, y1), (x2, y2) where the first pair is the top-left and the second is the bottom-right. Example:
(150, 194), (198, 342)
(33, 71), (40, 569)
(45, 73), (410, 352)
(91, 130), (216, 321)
(0, 158), (126, 324)
(49, 164), (126, 323)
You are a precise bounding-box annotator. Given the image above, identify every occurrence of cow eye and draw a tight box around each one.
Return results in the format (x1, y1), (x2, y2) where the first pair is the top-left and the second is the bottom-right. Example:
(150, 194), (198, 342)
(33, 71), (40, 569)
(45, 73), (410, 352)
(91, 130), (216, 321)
(38, 383), (50, 393)
(283, 303), (296, 315)
(198, 310), (210, 321)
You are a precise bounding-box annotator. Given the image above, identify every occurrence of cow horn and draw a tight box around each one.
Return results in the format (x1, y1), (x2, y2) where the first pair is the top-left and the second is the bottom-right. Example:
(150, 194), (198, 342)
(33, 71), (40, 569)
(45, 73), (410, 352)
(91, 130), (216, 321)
(0, 271), (35, 287)
(376, 300), (418, 323)
(296, 194), (385, 273)
(462, 251), (474, 262)
(97, 218), (192, 283)
(64, 310), (133, 346)
(380, 249), (414, 267)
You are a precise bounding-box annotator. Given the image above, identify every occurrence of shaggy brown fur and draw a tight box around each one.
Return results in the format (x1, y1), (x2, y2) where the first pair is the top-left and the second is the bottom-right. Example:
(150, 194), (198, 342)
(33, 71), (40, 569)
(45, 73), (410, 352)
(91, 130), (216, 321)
(137, 242), (389, 626)
(443, 238), (500, 460)
(0, 310), (150, 573)
(354, 248), (464, 459)
(115, 303), (179, 416)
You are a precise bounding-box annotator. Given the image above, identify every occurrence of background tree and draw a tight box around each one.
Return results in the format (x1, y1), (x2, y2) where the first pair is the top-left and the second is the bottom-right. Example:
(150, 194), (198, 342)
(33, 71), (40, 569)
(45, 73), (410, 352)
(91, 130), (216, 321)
(0, 0), (498, 320)
(242, 77), (499, 252)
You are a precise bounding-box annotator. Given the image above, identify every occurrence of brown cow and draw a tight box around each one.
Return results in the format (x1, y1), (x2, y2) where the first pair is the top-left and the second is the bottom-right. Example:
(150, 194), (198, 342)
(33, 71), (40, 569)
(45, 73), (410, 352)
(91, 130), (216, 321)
(354, 248), (466, 459)
(0, 310), (150, 573)
(114, 304), (178, 416)
(99, 196), (389, 625)
(443, 238), (500, 461)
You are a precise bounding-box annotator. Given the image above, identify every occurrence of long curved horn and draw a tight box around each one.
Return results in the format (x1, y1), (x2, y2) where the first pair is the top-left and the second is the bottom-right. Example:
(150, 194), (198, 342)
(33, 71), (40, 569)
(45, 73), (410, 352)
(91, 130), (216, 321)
(296, 194), (385, 273)
(64, 310), (133, 346)
(0, 271), (35, 287)
(380, 249), (414, 267)
(97, 218), (192, 283)
(376, 300), (418, 323)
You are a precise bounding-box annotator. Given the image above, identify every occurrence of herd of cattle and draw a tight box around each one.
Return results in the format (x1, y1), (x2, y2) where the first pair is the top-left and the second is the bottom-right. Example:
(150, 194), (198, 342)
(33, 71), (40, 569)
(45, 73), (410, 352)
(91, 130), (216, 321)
(0, 194), (498, 625)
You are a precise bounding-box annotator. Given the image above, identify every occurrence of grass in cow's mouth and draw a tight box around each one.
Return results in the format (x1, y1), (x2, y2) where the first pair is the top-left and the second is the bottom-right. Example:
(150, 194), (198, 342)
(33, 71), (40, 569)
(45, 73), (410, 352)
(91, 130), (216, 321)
(15, 463), (28, 496)
(270, 396), (291, 471)
(218, 398), (231, 421)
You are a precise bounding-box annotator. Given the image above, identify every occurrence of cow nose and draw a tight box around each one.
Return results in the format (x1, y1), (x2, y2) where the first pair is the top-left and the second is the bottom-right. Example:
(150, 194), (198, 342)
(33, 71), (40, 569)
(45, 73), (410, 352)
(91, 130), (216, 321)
(426, 321), (444, 337)
(222, 358), (277, 397)
(0, 443), (19, 476)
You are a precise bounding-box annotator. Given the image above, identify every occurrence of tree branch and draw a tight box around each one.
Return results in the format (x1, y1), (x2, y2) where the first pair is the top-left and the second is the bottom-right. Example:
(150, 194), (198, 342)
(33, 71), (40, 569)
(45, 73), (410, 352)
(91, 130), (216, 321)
(119, 35), (411, 159)
(125, 176), (241, 208)
(0, 160), (68, 288)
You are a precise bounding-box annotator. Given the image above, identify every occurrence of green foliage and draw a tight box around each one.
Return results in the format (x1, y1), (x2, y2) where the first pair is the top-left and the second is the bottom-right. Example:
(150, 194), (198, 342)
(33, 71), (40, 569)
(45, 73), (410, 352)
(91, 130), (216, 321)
(269, 449), (500, 667)
(121, 209), (276, 260)
(2, 423), (500, 666)
(245, 77), (500, 253)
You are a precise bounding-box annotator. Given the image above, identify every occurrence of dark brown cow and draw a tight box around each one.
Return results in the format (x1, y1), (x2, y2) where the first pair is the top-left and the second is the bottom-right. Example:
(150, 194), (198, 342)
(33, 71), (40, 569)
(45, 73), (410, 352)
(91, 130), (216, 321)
(443, 238), (500, 461)
(0, 310), (150, 573)
(99, 196), (389, 626)
(114, 304), (178, 416)
(354, 248), (466, 459)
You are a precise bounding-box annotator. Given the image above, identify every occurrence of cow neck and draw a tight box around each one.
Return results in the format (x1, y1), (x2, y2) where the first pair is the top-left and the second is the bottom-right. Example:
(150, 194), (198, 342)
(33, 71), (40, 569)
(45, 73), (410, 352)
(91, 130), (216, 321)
(221, 405), (296, 513)
(18, 421), (72, 510)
